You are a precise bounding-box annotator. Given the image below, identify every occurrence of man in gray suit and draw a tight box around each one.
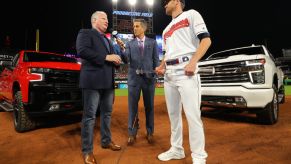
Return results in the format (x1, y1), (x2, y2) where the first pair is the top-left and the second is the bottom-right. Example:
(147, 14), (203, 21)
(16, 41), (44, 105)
(118, 19), (159, 145)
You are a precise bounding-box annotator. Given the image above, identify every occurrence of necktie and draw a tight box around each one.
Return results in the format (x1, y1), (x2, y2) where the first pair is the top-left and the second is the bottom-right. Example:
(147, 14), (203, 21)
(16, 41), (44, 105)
(138, 40), (144, 56)
(103, 35), (110, 52)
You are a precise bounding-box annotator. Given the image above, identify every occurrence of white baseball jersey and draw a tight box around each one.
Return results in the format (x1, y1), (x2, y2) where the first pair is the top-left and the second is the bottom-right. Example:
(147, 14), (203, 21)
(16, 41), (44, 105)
(161, 10), (209, 162)
(162, 9), (209, 69)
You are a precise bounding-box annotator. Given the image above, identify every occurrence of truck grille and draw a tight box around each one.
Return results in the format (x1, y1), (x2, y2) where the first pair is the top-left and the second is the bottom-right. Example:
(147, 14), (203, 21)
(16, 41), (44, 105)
(200, 61), (250, 83)
(44, 69), (79, 90)
(54, 83), (79, 90)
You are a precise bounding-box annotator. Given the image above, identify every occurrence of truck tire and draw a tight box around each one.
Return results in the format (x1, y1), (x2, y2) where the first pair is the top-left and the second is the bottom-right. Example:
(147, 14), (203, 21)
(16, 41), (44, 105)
(13, 91), (36, 132)
(256, 84), (279, 125)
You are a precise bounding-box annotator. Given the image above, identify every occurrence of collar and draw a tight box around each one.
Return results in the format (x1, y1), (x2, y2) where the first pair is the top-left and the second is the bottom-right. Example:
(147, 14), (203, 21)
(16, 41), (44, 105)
(173, 11), (183, 19)
(92, 28), (106, 36)
(136, 36), (145, 42)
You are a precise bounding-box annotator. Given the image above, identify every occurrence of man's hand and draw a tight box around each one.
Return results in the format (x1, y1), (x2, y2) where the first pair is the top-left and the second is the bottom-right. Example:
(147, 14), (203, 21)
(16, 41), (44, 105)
(105, 54), (122, 65)
(116, 38), (125, 51)
(155, 65), (166, 75)
(184, 62), (197, 76)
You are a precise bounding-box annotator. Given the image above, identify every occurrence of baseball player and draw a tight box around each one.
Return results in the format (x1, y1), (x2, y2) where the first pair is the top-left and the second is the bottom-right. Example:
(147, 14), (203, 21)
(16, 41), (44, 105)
(155, 0), (211, 164)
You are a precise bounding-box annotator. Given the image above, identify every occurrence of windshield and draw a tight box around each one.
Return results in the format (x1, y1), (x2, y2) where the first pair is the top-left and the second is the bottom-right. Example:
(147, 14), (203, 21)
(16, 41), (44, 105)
(208, 46), (265, 60)
(24, 52), (77, 63)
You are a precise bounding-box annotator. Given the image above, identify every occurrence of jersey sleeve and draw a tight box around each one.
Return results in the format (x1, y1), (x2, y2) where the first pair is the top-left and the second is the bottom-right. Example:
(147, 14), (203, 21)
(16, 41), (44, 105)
(189, 10), (209, 37)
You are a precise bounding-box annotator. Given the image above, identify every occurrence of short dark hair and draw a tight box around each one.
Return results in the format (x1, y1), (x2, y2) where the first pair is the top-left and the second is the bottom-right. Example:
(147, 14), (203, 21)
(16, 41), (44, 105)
(180, 0), (185, 9)
(133, 19), (147, 30)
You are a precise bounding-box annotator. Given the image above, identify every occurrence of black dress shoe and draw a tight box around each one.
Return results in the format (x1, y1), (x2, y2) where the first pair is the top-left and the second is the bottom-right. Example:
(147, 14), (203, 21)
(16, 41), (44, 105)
(147, 134), (154, 144)
(101, 141), (121, 151)
(83, 153), (97, 164)
(127, 135), (136, 146)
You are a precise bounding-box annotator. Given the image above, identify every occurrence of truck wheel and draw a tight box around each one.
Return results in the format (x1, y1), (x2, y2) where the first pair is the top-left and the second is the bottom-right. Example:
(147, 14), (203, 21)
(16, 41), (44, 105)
(13, 91), (36, 132)
(256, 84), (279, 125)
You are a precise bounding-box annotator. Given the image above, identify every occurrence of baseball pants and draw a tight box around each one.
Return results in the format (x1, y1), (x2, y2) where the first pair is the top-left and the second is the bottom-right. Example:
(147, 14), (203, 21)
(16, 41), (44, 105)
(164, 73), (208, 163)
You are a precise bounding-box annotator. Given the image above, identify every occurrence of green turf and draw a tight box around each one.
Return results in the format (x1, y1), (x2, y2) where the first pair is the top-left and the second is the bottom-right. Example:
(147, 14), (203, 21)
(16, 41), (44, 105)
(285, 85), (291, 95)
(115, 85), (291, 96)
(115, 88), (164, 96)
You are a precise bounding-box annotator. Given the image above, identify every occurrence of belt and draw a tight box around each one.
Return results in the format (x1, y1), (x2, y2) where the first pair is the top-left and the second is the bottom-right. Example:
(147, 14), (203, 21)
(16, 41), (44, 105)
(165, 56), (190, 66)
(136, 69), (155, 78)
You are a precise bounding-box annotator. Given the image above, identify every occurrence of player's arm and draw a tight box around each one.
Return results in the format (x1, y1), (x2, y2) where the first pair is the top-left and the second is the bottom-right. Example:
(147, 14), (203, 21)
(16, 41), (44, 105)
(185, 36), (211, 75)
(185, 10), (212, 75)
(190, 36), (211, 63)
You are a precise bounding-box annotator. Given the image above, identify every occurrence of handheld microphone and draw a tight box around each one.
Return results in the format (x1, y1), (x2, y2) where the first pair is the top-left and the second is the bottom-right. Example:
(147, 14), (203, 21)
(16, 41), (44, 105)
(111, 30), (125, 49)
(111, 30), (118, 38)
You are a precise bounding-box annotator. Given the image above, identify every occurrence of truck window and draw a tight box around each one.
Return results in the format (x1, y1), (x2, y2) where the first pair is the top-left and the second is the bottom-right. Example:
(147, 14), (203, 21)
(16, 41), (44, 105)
(23, 52), (77, 63)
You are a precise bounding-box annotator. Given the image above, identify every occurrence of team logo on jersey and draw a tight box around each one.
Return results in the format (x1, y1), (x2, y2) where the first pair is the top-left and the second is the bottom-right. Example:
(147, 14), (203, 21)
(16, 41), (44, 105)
(163, 18), (189, 44)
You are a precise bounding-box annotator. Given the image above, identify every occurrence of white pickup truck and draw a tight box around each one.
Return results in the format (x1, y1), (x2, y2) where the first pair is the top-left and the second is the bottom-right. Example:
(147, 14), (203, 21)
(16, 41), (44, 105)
(199, 45), (285, 124)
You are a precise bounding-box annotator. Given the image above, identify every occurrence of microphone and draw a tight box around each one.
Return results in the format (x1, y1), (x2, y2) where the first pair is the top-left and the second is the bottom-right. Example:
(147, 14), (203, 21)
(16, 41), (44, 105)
(111, 30), (125, 49)
(111, 30), (118, 38)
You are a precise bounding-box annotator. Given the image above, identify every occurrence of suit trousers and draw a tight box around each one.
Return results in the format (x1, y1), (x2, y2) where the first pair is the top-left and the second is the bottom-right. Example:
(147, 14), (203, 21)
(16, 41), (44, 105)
(128, 76), (155, 136)
(81, 88), (114, 154)
(163, 73), (208, 163)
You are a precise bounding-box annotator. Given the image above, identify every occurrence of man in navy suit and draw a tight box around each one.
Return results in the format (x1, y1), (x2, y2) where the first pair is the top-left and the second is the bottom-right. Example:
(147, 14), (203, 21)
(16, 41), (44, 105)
(118, 19), (159, 145)
(76, 11), (122, 164)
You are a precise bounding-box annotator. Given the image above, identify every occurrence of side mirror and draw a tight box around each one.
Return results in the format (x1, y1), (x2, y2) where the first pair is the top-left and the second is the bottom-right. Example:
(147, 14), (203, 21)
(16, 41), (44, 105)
(0, 61), (13, 67)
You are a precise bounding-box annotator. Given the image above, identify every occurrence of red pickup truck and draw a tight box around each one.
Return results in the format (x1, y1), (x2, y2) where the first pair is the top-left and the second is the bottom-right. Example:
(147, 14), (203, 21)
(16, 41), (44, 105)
(0, 50), (81, 132)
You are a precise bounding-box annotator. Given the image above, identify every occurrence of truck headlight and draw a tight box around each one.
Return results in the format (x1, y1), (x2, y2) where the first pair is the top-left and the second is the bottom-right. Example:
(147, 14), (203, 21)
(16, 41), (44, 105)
(250, 71), (265, 84)
(239, 65), (264, 72)
(246, 59), (266, 65)
(28, 68), (52, 73)
(242, 59), (266, 84)
(28, 68), (52, 82)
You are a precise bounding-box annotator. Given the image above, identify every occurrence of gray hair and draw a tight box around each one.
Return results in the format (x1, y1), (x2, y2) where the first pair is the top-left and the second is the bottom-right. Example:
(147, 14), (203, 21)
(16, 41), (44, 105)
(91, 11), (106, 24)
(133, 19), (147, 30)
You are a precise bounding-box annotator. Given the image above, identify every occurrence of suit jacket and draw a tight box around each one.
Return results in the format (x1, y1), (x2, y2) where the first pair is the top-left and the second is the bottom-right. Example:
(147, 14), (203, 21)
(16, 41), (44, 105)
(76, 28), (115, 89)
(123, 37), (159, 86)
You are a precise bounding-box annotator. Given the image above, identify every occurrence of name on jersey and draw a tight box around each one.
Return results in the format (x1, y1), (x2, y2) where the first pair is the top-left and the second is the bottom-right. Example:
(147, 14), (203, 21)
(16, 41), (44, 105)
(163, 18), (189, 44)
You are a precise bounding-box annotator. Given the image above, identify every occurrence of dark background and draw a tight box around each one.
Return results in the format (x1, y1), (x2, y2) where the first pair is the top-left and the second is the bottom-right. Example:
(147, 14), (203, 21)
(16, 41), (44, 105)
(1, 0), (291, 57)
